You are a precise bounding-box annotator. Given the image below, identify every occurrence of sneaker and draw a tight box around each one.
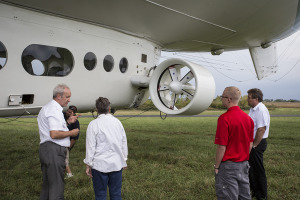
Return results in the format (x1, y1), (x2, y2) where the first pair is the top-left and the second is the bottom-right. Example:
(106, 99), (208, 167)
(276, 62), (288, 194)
(66, 173), (73, 178)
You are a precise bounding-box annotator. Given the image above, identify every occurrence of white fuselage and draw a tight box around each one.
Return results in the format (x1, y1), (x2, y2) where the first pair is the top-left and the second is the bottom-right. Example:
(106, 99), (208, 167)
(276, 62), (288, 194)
(0, 4), (160, 116)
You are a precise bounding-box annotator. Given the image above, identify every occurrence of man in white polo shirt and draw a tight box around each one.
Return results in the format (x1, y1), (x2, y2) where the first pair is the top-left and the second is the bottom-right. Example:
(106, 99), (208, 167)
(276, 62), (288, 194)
(38, 84), (79, 200)
(247, 88), (270, 200)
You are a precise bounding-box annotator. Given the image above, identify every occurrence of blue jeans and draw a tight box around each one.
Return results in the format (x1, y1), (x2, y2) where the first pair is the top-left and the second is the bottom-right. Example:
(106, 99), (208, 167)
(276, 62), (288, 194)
(92, 169), (122, 200)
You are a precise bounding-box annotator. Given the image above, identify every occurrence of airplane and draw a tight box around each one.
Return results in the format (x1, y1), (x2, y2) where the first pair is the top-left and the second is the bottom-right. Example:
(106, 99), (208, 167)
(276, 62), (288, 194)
(0, 0), (300, 117)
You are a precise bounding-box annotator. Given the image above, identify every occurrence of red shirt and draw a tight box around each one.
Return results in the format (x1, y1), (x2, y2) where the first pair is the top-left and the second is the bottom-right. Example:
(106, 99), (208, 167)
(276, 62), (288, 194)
(215, 106), (254, 162)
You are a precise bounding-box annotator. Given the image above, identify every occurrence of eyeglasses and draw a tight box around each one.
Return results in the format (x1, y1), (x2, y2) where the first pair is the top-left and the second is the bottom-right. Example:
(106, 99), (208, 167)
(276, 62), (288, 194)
(220, 96), (231, 99)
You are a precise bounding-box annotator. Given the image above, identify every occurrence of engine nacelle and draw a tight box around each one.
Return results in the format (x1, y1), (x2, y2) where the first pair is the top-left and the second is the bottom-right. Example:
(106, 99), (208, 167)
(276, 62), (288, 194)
(149, 58), (215, 115)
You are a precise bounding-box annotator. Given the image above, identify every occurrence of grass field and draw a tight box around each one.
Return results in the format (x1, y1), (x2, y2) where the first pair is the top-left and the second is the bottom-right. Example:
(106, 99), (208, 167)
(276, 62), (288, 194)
(87, 107), (300, 116)
(0, 109), (299, 199)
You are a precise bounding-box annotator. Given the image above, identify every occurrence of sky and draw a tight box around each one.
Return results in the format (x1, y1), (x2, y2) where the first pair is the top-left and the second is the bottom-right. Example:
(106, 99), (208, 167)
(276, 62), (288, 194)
(160, 31), (300, 100)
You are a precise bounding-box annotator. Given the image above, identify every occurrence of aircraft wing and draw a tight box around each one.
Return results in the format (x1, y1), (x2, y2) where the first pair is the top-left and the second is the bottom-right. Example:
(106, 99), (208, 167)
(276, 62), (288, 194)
(1, 0), (300, 52)
(249, 44), (278, 80)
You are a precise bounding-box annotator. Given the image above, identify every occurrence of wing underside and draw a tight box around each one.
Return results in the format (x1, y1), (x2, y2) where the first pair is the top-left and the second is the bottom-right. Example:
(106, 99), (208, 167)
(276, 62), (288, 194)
(1, 0), (299, 52)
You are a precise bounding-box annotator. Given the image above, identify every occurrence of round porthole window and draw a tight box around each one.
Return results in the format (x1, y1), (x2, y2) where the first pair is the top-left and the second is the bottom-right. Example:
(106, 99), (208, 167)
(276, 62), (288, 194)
(103, 55), (114, 72)
(84, 52), (97, 71)
(119, 57), (128, 73)
(0, 41), (7, 69)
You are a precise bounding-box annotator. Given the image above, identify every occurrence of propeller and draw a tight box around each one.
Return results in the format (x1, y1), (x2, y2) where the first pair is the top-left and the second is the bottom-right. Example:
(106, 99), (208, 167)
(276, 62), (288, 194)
(157, 65), (195, 110)
(149, 58), (215, 115)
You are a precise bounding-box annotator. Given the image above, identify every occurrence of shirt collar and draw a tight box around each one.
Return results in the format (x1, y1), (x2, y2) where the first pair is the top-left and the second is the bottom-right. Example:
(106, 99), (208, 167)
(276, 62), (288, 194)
(252, 102), (262, 111)
(227, 106), (240, 112)
(51, 99), (63, 111)
(97, 113), (111, 118)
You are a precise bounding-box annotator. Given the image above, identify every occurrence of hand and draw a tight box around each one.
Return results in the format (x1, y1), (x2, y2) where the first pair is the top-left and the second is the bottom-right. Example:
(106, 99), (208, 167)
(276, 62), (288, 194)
(67, 115), (79, 124)
(123, 167), (127, 170)
(70, 128), (79, 137)
(86, 165), (92, 178)
(214, 168), (219, 175)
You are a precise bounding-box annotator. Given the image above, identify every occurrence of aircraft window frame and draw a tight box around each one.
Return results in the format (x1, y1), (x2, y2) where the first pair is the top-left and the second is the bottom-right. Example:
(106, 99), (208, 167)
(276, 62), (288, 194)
(84, 52), (97, 71)
(0, 41), (8, 70)
(119, 57), (128, 73)
(21, 44), (74, 77)
(103, 55), (114, 72)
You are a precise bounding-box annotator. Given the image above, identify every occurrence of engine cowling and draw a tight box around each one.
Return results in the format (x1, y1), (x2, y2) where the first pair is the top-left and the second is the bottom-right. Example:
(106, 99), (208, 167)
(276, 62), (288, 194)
(149, 58), (215, 115)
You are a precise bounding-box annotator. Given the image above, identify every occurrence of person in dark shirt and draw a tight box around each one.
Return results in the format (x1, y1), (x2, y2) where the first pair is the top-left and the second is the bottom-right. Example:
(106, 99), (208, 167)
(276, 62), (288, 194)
(63, 105), (80, 178)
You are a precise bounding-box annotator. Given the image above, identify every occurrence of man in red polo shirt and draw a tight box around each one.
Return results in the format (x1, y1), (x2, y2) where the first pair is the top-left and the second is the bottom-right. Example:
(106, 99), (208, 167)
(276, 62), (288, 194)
(214, 86), (254, 200)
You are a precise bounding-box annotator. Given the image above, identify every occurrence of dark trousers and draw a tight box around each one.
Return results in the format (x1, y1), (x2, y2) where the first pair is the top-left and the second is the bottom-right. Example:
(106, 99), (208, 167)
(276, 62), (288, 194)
(249, 139), (268, 200)
(39, 142), (67, 200)
(92, 169), (123, 200)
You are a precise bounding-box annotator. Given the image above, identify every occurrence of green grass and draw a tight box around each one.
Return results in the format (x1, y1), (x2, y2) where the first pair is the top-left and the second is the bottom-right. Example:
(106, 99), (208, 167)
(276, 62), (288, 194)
(0, 112), (299, 199)
(80, 107), (300, 116)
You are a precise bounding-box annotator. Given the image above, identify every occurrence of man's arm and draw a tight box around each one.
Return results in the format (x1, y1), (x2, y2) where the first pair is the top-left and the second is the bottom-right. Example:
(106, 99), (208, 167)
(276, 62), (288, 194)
(50, 128), (79, 139)
(70, 139), (76, 149)
(253, 127), (266, 147)
(215, 144), (226, 174)
(249, 142), (253, 153)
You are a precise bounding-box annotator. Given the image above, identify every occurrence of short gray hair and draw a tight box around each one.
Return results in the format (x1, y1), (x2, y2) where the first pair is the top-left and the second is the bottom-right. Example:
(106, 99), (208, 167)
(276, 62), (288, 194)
(53, 84), (69, 98)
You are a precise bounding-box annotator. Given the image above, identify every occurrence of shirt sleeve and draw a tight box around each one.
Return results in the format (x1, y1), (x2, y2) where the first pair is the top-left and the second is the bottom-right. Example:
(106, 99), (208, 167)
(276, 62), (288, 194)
(256, 109), (269, 129)
(83, 122), (97, 167)
(121, 125), (128, 161)
(215, 115), (229, 146)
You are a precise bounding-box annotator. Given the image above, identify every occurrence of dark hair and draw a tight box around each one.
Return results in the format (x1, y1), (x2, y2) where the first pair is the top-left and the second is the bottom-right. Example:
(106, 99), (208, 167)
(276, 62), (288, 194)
(96, 97), (110, 114)
(247, 88), (263, 102)
(68, 105), (77, 114)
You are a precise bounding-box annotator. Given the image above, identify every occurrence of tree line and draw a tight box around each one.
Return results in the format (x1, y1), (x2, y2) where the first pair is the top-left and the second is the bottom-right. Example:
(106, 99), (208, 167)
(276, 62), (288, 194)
(137, 96), (299, 111)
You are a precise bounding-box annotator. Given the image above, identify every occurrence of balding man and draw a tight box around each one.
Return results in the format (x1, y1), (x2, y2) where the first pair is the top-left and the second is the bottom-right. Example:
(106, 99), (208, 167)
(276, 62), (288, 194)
(247, 88), (270, 200)
(214, 86), (254, 200)
(38, 84), (79, 200)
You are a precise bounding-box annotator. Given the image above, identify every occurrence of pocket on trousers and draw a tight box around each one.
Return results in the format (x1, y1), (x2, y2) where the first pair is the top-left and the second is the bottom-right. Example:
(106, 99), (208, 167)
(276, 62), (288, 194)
(57, 146), (67, 158)
(215, 183), (230, 199)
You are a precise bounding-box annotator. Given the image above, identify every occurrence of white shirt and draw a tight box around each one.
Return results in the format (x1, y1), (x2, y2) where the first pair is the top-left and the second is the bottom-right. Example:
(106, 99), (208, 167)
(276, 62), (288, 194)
(84, 114), (128, 173)
(249, 102), (270, 139)
(37, 100), (70, 147)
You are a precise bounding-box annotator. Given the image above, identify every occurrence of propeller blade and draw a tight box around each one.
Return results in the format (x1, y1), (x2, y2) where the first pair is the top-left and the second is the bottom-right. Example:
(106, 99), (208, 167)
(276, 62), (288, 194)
(158, 84), (169, 91)
(182, 89), (194, 100)
(169, 93), (178, 110)
(180, 71), (194, 84)
(182, 84), (195, 90)
(168, 66), (178, 81)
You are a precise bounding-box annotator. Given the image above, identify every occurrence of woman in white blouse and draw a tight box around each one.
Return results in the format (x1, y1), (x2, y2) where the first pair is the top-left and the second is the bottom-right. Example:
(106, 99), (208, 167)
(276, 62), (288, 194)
(84, 97), (128, 200)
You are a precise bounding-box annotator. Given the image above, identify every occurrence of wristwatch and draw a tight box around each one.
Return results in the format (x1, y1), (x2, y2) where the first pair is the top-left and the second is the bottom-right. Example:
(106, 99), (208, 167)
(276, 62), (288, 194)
(214, 164), (219, 169)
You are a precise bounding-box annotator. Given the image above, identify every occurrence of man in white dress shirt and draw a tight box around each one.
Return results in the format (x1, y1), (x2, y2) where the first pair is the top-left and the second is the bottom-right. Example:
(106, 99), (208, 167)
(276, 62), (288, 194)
(84, 97), (128, 200)
(38, 84), (79, 200)
(247, 88), (270, 200)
